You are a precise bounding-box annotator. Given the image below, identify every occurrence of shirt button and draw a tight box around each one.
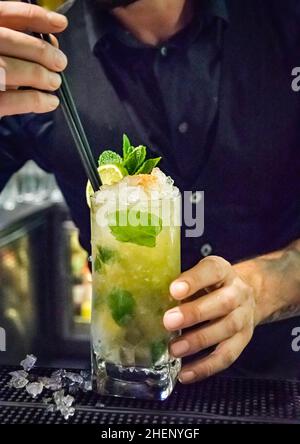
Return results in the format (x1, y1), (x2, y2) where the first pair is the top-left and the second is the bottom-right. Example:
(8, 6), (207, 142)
(160, 46), (168, 57)
(190, 191), (202, 204)
(201, 243), (213, 257)
(178, 121), (189, 134)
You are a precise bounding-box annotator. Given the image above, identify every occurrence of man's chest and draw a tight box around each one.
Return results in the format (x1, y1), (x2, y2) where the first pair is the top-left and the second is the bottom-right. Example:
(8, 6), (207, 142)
(38, 6), (299, 193)
(28, 0), (300, 262)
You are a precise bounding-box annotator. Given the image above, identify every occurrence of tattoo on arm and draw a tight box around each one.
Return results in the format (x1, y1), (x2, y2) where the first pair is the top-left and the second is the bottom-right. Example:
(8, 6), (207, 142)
(263, 305), (300, 324)
(257, 241), (300, 324)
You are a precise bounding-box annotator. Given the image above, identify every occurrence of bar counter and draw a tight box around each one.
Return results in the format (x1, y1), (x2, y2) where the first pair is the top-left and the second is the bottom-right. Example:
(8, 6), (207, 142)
(0, 366), (299, 424)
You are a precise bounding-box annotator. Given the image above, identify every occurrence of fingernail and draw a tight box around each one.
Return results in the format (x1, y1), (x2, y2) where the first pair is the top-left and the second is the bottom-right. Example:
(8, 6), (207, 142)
(54, 50), (68, 70)
(171, 340), (189, 357)
(47, 95), (60, 110)
(47, 12), (68, 28)
(179, 370), (195, 384)
(170, 281), (190, 298)
(163, 309), (184, 329)
(49, 72), (61, 89)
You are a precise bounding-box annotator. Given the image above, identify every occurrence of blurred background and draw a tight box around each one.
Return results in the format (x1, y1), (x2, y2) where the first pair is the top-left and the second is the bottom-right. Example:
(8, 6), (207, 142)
(0, 0), (92, 369)
(37, 0), (66, 9)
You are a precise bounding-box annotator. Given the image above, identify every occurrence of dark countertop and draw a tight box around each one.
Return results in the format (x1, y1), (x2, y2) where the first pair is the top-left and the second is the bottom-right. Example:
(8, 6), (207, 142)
(0, 366), (300, 424)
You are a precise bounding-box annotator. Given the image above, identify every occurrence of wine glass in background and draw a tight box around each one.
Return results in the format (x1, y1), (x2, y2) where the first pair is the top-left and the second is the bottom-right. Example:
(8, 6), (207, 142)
(0, 176), (18, 211)
(0, 161), (64, 210)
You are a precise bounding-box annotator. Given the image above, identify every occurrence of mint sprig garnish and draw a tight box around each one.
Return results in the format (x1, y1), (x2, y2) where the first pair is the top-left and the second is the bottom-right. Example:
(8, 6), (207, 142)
(136, 157), (161, 174)
(108, 210), (163, 248)
(98, 134), (161, 176)
(122, 134), (134, 159)
(98, 150), (123, 166)
(123, 145), (146, 174)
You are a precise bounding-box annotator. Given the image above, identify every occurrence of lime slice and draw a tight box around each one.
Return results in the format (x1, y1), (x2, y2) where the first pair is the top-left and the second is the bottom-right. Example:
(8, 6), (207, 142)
(85, 164), (127, 208)
(86, 180), (94, 208)
(99, 163), (127, 186)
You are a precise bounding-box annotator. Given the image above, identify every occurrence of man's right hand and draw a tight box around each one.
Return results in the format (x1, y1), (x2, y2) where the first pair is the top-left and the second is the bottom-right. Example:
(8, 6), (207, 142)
(0, 1), (68, 117)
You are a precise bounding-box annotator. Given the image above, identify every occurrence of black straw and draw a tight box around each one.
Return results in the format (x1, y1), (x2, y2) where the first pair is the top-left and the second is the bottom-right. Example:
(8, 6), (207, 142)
(24, 0), (101, 192)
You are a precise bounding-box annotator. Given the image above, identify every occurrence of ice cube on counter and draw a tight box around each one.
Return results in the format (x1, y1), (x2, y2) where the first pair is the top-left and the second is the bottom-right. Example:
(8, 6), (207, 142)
(8, 375), (29, 389)
(53, 390), (75, 420)
(20, 354), (37, 372)
(65, 372), (84, 385)
(26, 382), (43, 398)
(38, 376), (63, 391)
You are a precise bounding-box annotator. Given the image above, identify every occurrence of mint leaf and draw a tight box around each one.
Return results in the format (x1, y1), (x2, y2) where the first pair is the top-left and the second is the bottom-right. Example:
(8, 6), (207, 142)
(151, 339), (167, 364)
(94, 246), (116, 272)
(108, 210), (162, 248)
(98, 246), (116, 264)
(136, 157), (161, 174)
(108, 288), (136, 327)
(94, 255), (102, 273)
(123, 146), (146, 175)
(99, 150), (123, 166)
(123, 134), (134, 160)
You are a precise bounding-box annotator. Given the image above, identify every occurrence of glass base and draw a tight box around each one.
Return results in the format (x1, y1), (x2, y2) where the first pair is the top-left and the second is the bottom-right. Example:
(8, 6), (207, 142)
(92, 351), (181, 401)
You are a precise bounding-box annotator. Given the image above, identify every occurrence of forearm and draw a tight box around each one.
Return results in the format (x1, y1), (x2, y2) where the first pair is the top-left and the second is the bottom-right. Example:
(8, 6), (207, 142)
(233, 239), (300, 325)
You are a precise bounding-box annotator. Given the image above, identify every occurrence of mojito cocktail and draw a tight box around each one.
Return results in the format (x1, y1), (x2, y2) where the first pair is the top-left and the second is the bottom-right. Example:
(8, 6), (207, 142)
(90, 163), (181, 400)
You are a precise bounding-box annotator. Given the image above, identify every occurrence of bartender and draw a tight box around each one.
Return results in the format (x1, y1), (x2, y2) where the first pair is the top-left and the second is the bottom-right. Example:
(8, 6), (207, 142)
(0, 0), (300, 383)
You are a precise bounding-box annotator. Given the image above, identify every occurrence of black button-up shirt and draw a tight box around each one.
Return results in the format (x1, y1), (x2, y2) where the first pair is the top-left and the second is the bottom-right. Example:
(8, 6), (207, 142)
(85, 0), (228, 179)
(0, 0), (300, 378)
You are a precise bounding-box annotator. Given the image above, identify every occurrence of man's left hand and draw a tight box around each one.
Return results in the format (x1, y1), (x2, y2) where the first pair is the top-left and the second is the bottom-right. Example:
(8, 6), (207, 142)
(163, 256), (258, 384)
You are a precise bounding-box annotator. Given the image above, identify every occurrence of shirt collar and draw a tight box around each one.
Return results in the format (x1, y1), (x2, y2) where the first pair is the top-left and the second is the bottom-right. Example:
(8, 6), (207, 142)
(204, 0), (229, 24)
(84, 0), (229, 53)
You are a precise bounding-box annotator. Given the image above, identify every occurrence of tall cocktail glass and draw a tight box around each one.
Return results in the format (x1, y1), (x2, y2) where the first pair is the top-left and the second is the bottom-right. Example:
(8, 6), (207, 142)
(91, 181), (181, 400)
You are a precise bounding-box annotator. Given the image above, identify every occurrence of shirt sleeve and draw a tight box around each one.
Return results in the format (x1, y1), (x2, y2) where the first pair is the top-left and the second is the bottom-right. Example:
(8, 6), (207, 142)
(0, 116), (32, 193)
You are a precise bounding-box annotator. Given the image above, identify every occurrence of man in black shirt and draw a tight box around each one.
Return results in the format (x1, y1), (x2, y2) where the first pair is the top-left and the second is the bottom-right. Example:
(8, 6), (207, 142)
(0, 0), (300, 382)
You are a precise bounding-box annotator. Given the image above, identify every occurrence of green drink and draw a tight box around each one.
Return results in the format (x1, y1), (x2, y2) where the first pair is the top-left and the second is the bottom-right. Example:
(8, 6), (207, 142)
(91, 168), (181, 400)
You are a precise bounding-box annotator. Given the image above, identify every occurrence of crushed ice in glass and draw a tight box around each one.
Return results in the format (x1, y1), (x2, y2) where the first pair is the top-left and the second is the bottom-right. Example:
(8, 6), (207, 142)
(95, 167), (180, 206)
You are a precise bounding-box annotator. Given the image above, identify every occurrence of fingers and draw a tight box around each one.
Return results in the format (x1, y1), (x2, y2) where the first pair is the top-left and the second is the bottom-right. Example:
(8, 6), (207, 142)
(170, 306), (249, 358)
(0, 2), (68, 33)
(0, 90), (60, 116)
(0, 2), (66, 117)
(0, 28), (67, 72)
(164, 285), (245, 331)
(179, 329), (251, 384)
(49, 34), (59, 49)
(170, 256), (234, 301)
(1, 56), (62, 91)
